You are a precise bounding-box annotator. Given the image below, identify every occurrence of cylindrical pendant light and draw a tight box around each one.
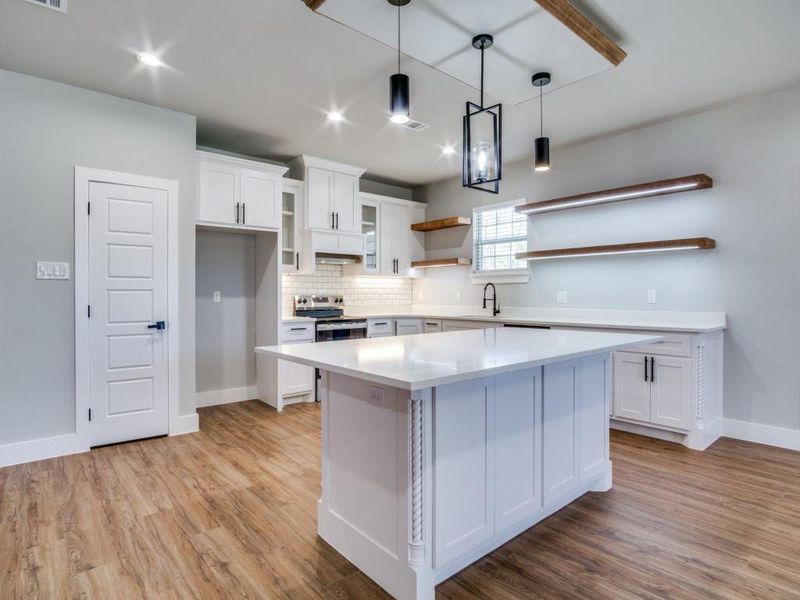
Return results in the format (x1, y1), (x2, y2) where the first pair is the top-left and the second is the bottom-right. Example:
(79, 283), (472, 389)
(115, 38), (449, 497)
(388, 0), (411, 124)
(532, 71), (551, 172)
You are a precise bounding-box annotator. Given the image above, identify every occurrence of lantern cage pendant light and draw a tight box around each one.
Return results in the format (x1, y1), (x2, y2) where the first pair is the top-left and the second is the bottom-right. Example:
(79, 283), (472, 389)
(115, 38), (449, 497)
(388, 0), (410, 124)
(532, 71), (551, 172)
(463, 33), (502, 194)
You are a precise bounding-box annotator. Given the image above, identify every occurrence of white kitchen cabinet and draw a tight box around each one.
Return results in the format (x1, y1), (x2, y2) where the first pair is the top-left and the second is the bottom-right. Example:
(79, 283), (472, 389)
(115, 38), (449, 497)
(361, 200), (379, 274)
(281, 179), (304, 272)
(650, 355), (692, 430)
(423, 319), (442, 333)
(380, 200), (411, 275)
(394, 318), (423, 336)
(613, 351), (691, 432)
(613, 352), (651, 422)
(277, 321), (315, 410)
(367, 318), (394, 338)
(197, 151), (287, 230)
(290, 156), (365, 234)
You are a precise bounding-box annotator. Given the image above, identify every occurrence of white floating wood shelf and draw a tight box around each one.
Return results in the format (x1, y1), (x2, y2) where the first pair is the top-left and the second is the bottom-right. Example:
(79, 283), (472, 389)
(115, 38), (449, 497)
(516, 237), (716, 261)
(411, 257), (472, 269)
(411, 216), (472, 232)
(515, 174), (713, 215)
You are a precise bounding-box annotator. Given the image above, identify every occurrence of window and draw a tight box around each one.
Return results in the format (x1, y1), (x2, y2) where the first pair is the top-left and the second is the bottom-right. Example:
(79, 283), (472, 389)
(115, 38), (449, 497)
(472, 202), (528, 274)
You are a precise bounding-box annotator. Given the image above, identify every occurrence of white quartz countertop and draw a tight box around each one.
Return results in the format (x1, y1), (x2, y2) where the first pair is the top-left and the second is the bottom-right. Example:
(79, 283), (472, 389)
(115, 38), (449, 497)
(256, 328), (661, 391)
(339, 306), (726, 333)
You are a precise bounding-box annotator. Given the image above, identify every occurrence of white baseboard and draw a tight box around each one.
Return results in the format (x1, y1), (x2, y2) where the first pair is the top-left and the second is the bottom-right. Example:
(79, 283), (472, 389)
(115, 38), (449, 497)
(723, 419), (800, 452)
(0, 432), (88, 468)
(170, 412), (200, 436)
(196, 385), (258, 408)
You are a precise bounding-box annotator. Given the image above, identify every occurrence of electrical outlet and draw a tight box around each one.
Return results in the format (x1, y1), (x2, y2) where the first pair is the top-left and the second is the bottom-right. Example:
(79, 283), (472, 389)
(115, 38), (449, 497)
(213, 291), (221, 303)
(646, 289), (657, 304)
(368, 387), (385, 408)
(556, 290), (568, 304)
(36, 261), (70, 280)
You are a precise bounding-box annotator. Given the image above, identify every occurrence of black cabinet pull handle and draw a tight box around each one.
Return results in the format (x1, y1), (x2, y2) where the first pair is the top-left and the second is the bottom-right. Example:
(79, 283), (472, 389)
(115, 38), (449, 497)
(242, 203), (245, 224)
(290, 327), (307, 331)
(335, 212), (339, 230)
(296, 252), (300, 270)
(650, 357), (655, 383)
(236, 202), (240, 224)
(375, 322), (388, 326)
(644, 355), (648, 382)
(331, 211), (335, 229)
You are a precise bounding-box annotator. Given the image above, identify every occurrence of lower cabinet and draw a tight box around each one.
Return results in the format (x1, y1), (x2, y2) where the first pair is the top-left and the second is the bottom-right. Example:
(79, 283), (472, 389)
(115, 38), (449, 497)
(441, 320), (502, 332)
(277, 322), (315, 410)
(613, 351), (691, 431)
(395, 318), (423, 336)
(367, 318), (394, 338)
(423, 319), (442, 333)
(433, 356), (609, 568)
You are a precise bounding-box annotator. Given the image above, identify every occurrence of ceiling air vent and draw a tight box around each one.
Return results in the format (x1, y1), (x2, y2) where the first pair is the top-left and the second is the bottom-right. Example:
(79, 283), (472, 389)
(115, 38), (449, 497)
(24, 0), (67, 13)
(398, 118), (429, 131)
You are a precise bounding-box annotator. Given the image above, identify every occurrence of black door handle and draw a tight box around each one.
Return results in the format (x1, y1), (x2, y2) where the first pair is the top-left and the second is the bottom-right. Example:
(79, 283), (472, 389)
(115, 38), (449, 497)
(236, 202), (240, 224)
(331, 211), (335, 229)
(296, 252), (300, 270)
(650, 357), (655, 383)
(644, 355), (648, 382)
(335, 212), (339, 230)
(147, 321), (166, 330)
(242, 203), (246, 224)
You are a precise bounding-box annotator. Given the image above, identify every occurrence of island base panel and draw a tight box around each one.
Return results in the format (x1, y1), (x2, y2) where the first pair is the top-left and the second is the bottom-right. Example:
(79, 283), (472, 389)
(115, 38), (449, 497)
(316, 353), (612, 600)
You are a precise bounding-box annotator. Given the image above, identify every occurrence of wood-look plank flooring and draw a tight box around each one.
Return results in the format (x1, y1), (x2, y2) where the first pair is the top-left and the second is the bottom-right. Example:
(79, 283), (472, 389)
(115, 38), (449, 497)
(2, 400), (800, 599)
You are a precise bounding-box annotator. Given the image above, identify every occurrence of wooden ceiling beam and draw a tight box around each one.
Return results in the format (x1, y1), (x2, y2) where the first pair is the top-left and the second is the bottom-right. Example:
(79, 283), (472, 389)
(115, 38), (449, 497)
(304, 0), (327, 10)
(534, 0), (627, 66)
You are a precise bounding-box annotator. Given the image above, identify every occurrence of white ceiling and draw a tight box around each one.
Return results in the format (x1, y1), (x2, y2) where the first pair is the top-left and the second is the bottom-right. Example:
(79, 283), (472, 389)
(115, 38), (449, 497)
(1, 0), (799, 187)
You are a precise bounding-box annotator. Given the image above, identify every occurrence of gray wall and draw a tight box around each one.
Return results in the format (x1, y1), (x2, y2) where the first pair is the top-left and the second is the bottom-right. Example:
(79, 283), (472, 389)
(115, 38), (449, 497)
(415, 85), (800, 431)
(196, 231), (256, 393)
(0, 69), (197, 445)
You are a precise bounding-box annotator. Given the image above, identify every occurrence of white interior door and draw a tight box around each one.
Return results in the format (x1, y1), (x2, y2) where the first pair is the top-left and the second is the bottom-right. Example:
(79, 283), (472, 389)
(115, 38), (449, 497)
(88, 182), (170, 446)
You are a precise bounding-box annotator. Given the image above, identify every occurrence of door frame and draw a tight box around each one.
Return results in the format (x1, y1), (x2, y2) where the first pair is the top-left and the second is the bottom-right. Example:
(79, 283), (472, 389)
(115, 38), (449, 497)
(74, 167), (181, 448)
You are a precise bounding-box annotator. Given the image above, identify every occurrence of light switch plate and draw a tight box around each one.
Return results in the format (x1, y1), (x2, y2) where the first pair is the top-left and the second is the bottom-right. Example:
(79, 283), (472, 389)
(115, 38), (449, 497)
(556, 290), (568, 304)
(646, 289), (657, 304)
(36, 261), (70, 280)
(213, 291), (221, 303)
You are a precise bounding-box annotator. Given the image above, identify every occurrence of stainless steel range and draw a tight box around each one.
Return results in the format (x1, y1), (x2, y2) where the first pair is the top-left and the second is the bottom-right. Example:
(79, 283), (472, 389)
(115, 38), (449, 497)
(294, 295), (367, 342)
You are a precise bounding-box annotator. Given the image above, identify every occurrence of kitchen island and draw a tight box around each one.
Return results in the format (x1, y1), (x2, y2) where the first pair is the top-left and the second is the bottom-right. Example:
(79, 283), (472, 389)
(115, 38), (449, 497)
(256, 327), (661, 600)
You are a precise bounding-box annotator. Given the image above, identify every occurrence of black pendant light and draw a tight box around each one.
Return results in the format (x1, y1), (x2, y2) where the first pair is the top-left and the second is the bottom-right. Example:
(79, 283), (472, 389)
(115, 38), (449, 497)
(532, 71), (551, 172)
(463, 33), (502, 194)
(388, 0), (410, 124)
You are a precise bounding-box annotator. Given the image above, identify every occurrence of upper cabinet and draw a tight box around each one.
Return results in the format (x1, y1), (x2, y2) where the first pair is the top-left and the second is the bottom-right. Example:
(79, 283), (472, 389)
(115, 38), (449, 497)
(196, 151), (288, 231)
(289, 155), (366, 234)
(281, 178), (304, 272)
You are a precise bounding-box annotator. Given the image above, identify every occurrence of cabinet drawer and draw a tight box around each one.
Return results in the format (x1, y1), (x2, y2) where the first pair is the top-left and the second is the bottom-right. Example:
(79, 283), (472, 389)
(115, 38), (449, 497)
(622, 331), (692, 357)
(367, 318), (394, 336)
(280, 322), (314, 342)
(423, 319), (442, 333)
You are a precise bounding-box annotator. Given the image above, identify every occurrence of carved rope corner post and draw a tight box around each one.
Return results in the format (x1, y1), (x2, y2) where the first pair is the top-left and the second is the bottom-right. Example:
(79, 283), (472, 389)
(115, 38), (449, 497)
(409, 392), (425, 566)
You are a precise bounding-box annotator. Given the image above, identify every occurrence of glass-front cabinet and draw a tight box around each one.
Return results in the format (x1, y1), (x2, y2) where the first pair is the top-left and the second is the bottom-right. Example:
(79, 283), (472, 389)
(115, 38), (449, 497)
(281, 179), (303, 272)
(362, 199), (379, 274)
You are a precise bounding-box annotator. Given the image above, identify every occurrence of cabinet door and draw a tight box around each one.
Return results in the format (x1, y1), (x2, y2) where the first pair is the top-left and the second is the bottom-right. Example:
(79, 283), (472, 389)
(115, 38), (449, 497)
(280, 357), (315, 398)
(542, 360), (579, 505)
(494, 368), (541, 532)
(241, 168), (280, 229)
(423, 320), (442, 333)
(307, 167), (333, 230)
(578, 355), (609, 483)
(433, 378), (494, 567)
(281, 183), (302, 272)
(332, 172), (359, 233)
(379, 202), (400, 274)
(613, 352), (651, 423)
(198, 160), (239, 225)
(650, 356), (691, 431)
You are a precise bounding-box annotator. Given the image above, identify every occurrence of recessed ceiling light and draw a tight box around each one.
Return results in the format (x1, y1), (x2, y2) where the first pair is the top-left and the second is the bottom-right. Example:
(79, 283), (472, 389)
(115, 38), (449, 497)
(137, 53), (163, 67)
(441, 145), (456, 155)
(327, 111), (344, 122)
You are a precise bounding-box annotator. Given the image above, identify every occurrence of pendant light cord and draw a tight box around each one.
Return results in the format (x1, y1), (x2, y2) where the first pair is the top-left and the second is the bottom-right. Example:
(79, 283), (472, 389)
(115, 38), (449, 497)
(539, 84), (543, 137)
(397, 3), (401, 73)
(479, 45), (485, 108)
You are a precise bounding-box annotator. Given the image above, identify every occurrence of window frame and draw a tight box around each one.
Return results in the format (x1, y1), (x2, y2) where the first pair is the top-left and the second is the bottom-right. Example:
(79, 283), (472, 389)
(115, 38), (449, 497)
(470, 199), (530, 284)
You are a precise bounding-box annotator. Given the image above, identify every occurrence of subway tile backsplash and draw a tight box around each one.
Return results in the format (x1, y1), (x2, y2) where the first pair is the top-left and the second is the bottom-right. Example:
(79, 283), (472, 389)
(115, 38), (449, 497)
(282, 264), (413, 314)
